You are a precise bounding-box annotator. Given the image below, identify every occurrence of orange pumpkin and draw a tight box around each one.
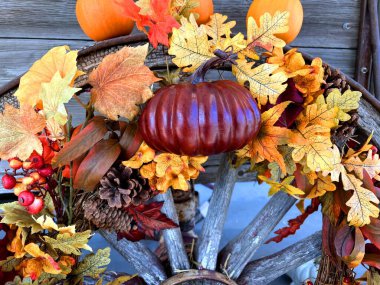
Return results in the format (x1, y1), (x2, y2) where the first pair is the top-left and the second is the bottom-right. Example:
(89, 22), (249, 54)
(76, 0), (135, 41)
(246, 0), (303, 44)
(190, 0), (214, 25)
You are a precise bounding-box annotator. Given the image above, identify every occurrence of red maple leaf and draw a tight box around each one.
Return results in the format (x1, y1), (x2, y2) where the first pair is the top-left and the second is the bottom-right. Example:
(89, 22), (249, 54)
(117, 0), (180, 47)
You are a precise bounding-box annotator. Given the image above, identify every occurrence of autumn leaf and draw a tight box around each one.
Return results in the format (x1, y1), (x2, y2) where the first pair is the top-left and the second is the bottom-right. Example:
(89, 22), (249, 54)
(344, 173), (379, 227)
(70, 248), (110, 283)
(0, 104), (45, 160)
(259, 175), (304, 196)
(15, 46), (82, 108)
(40, 71), (81, 126)
(34, 216), (75, 235)
(89, 44), (160, 121)
(168, 14), (214, 72)
(233, 60), (288, 107)
(326, 89), (362, 123)
(44, 230), (92, 255)
(0, 257), (21, 272)
(123, 142), (155, 169)
(293, 58), (324, 96)
(237, 102), (293, 174)
(268, 146), (296, 181)
(170, 0), (200, 20)
(305, 173), (336, 199)
(246, 11), (289, 51)
(343, 149), (380, 181)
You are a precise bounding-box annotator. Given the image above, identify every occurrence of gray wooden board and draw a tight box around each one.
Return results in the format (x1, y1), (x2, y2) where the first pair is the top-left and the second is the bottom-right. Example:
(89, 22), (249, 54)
(0, 0), (360, 49)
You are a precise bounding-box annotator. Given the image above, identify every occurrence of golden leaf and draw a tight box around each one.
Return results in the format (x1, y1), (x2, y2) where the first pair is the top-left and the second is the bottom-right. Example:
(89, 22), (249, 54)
(0, 104), (45, 160)
(22, 243), (62, 276)
(306, 173), (336, 199)
(154, 153), (185, 176)
(89, 44), (160, 120)
(237, 102), (293, 173)
(205, 13), (238, 47)
(40, 71), (81, 126)
(326, 89), (362, 123)
(259, 175), (304, 196)
(344, 173), (379, 227)
(7, 228), (27, 258)
(170, 0), (200, 20)
(15, 46), (82, 108)
(123, 142), (156, 169)
(44, 230), (92, 255)
(344, 149), (380, 181)
(189, 156), (208, 172)
(293, 58), (324, 95)
(34, 215), (76, 235)
(232, 60), (288, 107)
(168, 14), (214, 72)
(268, 146), (296, 181)
(246, 11), (289, 50)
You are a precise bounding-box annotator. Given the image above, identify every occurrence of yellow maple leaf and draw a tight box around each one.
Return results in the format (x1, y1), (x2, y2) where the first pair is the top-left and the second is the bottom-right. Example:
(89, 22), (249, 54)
(305, 173), (336, 199)
(259, 175), (304, 196)
(15, 46), (83, 108)
(0, 104), (45, 160)
(237, 102), (293, 174)
(246, 11), (289, 51)
(123, 142), (155, 169)
(40, 71), (81, 126)
(326, 89), (362, 123)
(344, 173), (379, 227)
(170, 0), (200, 20)
(233, 59), (288, 107)
(168, 14), (214, 72)
(89, 44), (160, 120)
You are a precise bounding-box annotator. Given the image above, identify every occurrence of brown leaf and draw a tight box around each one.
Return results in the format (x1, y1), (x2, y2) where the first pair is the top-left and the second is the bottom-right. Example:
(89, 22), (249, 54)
(89, 44), (160, 120)
(119, 122), (143, 160)
(74, 139), (121, 191)
(52, 117), (108, 168)
(361, 218), (380, 250)
(363, 244), (380, 270)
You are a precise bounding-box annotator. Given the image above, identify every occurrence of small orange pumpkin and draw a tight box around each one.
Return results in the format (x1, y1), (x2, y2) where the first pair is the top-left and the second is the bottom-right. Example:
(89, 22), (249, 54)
(76, 0), (135, 41)
(190, 0), (214, 25)
(246, 0), (303, 44)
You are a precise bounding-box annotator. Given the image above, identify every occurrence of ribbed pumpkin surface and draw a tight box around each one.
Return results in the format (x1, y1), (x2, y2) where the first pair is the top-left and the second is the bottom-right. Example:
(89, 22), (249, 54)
(139, 80), (261, 156)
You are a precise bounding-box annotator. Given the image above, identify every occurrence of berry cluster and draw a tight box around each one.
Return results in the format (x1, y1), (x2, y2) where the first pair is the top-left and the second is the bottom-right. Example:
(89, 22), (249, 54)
(2, 152), (56, 215)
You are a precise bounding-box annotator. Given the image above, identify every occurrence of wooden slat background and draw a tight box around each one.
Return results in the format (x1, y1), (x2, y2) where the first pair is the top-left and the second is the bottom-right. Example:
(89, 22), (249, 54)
(0, 0), (361, 193)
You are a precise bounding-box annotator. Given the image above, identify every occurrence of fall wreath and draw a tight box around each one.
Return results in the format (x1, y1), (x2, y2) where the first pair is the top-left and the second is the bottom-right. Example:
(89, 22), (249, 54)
(0, 0), (379, 284)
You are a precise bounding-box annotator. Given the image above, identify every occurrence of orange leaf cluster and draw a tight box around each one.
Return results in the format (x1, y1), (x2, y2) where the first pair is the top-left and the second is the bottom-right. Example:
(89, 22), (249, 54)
(124, 143), (208, 192)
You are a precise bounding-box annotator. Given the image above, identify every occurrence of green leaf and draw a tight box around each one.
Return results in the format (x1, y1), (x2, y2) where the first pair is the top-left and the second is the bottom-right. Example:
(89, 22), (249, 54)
(0, 256), (21, 272)
(70, 248), (111, 284)
(44, 230), (92, 255)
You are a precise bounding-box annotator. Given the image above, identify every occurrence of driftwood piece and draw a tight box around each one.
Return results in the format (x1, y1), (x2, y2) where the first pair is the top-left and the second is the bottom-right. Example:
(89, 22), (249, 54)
(156, 189), (190, 273)
(99, 230), (167, 285)
(237, 231), (322, 285)
(195, 153), (238, 270)
(219, 191), (296, 279)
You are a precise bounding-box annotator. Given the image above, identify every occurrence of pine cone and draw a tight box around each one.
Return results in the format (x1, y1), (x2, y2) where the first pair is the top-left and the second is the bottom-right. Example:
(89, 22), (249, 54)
(323, 65), (351, 94)
(98, 164), (154, 208)
(83, 194), (136, 232)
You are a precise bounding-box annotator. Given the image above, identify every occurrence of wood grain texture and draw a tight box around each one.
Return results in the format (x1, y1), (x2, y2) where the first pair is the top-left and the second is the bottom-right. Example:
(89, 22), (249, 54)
(218, 191), (296, 279)
(195, 153), (238, 270)
(156, 190), (191, 273)
(237, 231), (322, 285)
(99, 230), (167, 285)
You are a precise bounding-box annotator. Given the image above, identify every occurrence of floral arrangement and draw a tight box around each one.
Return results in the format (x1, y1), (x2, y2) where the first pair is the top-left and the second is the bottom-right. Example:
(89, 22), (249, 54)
(0, 0), (379, 284)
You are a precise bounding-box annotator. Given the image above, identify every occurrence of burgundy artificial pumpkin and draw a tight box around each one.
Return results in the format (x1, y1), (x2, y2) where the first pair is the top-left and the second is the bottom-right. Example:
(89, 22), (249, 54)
(139, 53), (261, 156)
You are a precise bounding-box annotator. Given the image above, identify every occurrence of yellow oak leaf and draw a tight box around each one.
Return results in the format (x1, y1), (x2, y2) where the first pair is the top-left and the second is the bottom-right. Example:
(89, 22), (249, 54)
(123, 142), (156, 169)
(259, 175), (304, 196)
(168, 14), (214, 72)
(44, 230), (92, 255)
(170, 0), (200, 20)
(34, 215), (76, 235)
(306, 173), (336, 199)
(246, 11), (289, 51)
(268, 146), (296, 181)
(89, 44), (160, 120)
(205, 13), (239, 48)
(344, 149), (380, 181)
(344, 173), (379, 227)
(346, 132), (374, 158)
(71, 248), (110, 282)
(0, 104), (45, 160)
(326, 89), (362, 123)
(237, 102), (293, 174)
(15, 46), (83, 108)
(232, 60), (288, 107)
(40, 71), (81, 126)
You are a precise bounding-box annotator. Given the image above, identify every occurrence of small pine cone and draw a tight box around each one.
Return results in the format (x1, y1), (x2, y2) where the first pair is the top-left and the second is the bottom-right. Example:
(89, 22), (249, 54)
(83, 194), (134, 232)
(323, 66), (351, 94)
(99, 164), (155, 208)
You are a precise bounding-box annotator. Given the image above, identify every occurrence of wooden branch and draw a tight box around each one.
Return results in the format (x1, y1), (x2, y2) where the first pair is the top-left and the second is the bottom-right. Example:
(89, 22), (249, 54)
(99, 230), (167, 285)
(368, 0), (380, 99)
(195, 153), (238, 270)
(161, 269), (237, 285)
(237, 231), (322, 285)
(219, 191), (296, 279)
(157, 189), (190, 273)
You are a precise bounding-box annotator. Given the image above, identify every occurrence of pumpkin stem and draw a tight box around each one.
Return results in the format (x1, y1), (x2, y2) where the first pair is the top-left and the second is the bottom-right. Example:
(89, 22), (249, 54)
(190, 49), (237, 84)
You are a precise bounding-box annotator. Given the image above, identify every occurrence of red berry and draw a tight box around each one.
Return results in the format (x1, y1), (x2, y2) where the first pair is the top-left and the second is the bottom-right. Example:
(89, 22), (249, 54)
(28, 153), (44, 169)
(8, 158), (23, 170)
(18, 191), (35, 207)
(2, 174), (16, 190)
(305, 281), (313, 285)
(26, 197), (44, 215)
(343, 277), (351, 283)
(38, 165), (54, 178)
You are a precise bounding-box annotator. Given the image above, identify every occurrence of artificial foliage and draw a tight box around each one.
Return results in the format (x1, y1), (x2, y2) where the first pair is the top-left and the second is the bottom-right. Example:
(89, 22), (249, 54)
(0, 0), (379, 284)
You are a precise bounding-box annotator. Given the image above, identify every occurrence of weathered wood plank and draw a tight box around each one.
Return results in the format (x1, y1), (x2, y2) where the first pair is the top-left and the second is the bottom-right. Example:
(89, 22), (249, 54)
(237, 231), (322, 285)
(0, 0), (360, 49)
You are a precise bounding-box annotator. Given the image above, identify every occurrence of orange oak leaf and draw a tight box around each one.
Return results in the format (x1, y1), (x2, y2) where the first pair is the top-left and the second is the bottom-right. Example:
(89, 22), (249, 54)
(305, 173), (336, 199)
(236, 102), (293, 174)
(0, 104), (45, 160)
(293, 57), (324, 95)
(89, 44), (160, 120)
